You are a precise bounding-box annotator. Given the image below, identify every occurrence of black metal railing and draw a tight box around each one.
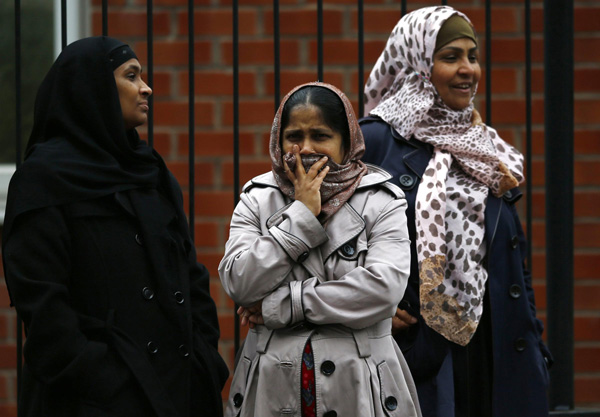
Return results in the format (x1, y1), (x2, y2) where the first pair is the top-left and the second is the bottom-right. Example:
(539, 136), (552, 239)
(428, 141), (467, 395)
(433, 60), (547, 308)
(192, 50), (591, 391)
(8, 0), (595, 415)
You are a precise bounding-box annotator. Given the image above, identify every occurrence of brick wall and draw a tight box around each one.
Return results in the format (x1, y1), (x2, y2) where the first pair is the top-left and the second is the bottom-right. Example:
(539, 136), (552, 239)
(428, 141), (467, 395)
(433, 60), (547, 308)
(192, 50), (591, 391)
(0, 0), (598, 413)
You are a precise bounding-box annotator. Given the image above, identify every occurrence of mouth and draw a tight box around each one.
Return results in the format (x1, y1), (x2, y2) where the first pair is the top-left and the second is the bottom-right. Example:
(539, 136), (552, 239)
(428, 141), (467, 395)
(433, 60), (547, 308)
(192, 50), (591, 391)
(452, 83), (473, 93)
(139, 101), (149, 111)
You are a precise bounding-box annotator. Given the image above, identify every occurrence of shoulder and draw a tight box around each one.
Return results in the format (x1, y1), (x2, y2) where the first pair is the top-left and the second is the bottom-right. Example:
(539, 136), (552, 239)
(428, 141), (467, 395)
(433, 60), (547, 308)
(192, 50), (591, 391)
(242, 171), (279, 194)
(356, 164), (405, 200)
(359, 116), (394, 144)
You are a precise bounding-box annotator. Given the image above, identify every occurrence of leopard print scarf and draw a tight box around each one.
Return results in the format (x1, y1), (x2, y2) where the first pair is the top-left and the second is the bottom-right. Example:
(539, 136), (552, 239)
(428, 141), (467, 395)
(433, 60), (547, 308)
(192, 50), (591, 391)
(364, 6), (524, 345)
(270, 82), (368, 223)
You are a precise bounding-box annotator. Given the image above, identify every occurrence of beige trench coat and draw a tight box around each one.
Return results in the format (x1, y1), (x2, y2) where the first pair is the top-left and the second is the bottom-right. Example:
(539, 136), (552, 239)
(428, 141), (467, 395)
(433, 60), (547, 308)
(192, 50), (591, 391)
(219, 165), (422, 417)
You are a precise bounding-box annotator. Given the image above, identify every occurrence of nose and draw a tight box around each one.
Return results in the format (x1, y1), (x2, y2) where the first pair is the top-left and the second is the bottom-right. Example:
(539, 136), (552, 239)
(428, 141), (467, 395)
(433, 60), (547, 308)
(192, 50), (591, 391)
(458, 58), (475, 76)
(297, 138), (315, 154)
(141, 80), (152, 97)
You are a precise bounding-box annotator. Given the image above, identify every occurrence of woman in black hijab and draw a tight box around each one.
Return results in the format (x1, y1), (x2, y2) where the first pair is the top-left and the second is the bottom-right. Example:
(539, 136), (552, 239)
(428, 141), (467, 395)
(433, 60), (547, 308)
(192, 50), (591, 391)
(2, 36), (228, 417)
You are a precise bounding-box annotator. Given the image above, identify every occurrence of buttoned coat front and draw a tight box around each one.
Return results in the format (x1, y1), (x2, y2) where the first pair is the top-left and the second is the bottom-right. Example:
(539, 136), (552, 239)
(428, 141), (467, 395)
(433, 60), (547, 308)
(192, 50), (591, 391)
(3, 180), (229, 417)
(219, 166), (422, 417)
(360, 117), (551, 417)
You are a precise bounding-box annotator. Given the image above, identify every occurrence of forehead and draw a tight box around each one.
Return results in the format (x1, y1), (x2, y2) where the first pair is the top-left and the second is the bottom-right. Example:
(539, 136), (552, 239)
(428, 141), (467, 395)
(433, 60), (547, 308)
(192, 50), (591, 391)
(114, 58), (141, 72)
(436, 37), (478, 52)
(284, 104), (328, 127)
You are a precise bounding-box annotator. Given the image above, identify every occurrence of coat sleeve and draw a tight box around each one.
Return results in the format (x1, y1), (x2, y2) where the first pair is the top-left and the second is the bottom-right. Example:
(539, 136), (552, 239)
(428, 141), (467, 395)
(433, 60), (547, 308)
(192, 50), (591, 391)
(219, 191), (328, 307)
(262, 195), (411, 330)
(2, 206), (130, 401)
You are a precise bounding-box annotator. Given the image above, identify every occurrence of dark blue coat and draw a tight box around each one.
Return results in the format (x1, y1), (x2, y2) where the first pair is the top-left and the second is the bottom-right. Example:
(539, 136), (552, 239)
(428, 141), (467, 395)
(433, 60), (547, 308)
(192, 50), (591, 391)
(360, 117), (551, 417)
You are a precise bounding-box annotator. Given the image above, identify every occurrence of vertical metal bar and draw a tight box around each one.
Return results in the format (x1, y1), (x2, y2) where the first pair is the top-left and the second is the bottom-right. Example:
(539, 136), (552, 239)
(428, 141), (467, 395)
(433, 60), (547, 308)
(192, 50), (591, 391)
(317, 0), (323, 81)
(401, 0), (406, 17)
(233, 0), (241, 355)
(273, 0), (280, 111)
(441, 0), (447, 5)
(188, 0), (195, 238)
(61, 0), (67, 49)
(358, 0), (364, 118)
(544, 0), (574, 411)
(485, 0), (491, 124)
(102, 0), (108, 36)
(14, 0), (23, 404)
(525, 0), (532, 274)
(147, 0), (154, 148)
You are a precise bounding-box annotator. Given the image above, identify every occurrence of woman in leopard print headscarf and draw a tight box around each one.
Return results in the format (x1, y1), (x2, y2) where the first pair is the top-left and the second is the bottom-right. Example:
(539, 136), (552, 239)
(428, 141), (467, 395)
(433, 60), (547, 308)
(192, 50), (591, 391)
(361, 6), (551, 417)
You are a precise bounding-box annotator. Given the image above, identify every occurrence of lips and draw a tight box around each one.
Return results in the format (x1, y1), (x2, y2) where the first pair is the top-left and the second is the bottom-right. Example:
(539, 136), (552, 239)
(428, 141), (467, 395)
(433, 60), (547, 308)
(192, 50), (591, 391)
(139, 101), (149, 111)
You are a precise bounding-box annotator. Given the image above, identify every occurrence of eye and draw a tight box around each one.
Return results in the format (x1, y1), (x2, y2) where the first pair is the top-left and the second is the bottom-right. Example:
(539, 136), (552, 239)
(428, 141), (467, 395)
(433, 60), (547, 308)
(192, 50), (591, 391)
(126, 72), (136, 80)
(468, 54), (478, 63)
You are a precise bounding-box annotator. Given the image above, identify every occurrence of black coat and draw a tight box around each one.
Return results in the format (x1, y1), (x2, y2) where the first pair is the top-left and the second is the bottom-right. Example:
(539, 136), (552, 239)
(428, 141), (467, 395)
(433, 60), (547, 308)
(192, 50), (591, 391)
(3, 178), (228, 417)
(360, 117), (551, 417)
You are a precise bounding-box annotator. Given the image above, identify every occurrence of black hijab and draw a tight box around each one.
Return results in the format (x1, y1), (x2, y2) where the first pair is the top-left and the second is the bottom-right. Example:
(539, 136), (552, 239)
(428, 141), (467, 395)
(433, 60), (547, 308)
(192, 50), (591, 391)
(3, 36), (163, 242)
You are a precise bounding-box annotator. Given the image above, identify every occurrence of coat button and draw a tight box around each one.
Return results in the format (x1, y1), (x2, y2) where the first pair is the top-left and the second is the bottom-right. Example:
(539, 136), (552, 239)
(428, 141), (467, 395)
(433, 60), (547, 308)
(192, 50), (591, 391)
(399, 174), (415, 189)
(297, 252), (309, 263)
(341, 244), (355, 257)
(514, 337), (527, 352)
(385, 396), (398, 411)
(509, 284), (522, 299)
(135, 233), (144, 246)
(233, 393), (244, 407)
(142, 287), (154, 300)
(324, 411), (337, 417)
(511, 235), (519, 249)
(321, 360), (336, 376)
(504, 190), (513, 199)
(147, 341), (158, 354)
(174, 291), (184, 304)
(179, 344), (190, 357)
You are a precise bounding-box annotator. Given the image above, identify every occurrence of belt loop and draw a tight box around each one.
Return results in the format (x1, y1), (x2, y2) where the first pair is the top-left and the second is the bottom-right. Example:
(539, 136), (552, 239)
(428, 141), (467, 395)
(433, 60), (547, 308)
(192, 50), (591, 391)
(352, 328), (371, 358)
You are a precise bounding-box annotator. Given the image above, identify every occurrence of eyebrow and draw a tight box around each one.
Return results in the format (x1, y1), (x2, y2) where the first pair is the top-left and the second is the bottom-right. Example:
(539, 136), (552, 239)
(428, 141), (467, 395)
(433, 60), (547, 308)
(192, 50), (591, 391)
(123, 64), (142, 73)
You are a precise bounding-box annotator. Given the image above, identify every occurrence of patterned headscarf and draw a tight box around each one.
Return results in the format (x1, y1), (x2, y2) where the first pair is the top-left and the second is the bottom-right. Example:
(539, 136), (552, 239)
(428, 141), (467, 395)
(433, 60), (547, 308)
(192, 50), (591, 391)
(270, 82), (368, 223)
(364, 6), (524, 346)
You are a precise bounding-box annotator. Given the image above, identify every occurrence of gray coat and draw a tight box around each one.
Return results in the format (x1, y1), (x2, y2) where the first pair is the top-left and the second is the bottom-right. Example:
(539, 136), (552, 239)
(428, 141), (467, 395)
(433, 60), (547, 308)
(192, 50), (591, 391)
(219, 165), (422, 417)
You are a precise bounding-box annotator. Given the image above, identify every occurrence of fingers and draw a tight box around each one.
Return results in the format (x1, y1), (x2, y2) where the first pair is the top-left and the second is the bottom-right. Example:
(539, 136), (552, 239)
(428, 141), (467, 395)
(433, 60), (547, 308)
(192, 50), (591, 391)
(396, 308), (418, 325)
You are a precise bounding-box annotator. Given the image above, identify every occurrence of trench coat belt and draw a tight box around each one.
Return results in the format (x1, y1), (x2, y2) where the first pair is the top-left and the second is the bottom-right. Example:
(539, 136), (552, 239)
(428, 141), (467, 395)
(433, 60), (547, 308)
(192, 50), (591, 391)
(253, 318), (393, 358)
(78, 312), (183, 417)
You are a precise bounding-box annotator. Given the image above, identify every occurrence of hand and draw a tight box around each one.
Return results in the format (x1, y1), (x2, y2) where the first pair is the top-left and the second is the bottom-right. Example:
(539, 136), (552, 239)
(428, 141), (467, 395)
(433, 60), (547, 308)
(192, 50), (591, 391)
(391, 308), (417, 335)
(237, 302), (264, 329)
(283, 145), (329, 217)
(471, 108), (483, 126)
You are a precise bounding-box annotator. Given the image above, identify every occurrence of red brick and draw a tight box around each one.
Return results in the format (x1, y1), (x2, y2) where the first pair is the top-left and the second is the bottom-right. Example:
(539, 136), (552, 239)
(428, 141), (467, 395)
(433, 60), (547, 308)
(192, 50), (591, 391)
(576, 38), (600, 63)
(575, 346), (600, 372)
(143, 132), (171, 157)
(575, 99), (600, 124)
(527, 191), (600, 218)
(0, 345), (16, 369)
(0, 404), (17, 417)
(574, 224), (600, 248)
(92, 11), (170, 37)
(311, 40), (389, 65)
(0, 315), (8, 339)
(167, 161), (214, 187)
(575, 316), (600, 341)
(177, 10), (257, 36)
(478, 98), (544, 124)
(194, 222), (219, 247)
(134, 41), (212, 66)
(574, 284), (600, 310)
(222, 161), (271, 186)
(133, 0), (210, 5)
(530, 129), (600, 155)
(191, 191), (234, 217)
(265, 71), (345, 96)
(195, 251), (227, 277)
(264, 10), (343, 36)
(478, 68), (518, 94)
(177, 132), (255, 156)
(149, 72), (172, 98)
(153, 101), (213, 126)
(455, 8), (519, 34)
(531, 284), (546, 309)
(0, 285), (11, 309)
(178, 71), (256, 96)
(220, 0), (297, 5)
(354, 10), (403, 35)
(217, 313), (248, 341)
(487, 38), (544, 63)
(91, 0), (126, 5)
(223, 100), (276, 126)
(533, 253), (600, 281)
(575, 377), (600, 403)
(221, 40), (300, 66)
(575, 68), (600, 93)
(574, 7), (600, 32)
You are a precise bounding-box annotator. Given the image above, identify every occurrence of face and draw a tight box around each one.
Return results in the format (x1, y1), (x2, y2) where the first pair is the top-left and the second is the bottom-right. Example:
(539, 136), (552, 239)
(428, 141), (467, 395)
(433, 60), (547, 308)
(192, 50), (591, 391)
(114, 58), (152, 130)
(281, 104), (345, 164)
(431, 38), (481, 111)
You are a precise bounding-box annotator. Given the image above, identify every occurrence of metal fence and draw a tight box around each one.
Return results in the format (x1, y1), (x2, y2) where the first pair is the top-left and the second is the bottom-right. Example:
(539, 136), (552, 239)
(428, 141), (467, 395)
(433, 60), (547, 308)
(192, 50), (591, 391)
(11, 0), (593, 414)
